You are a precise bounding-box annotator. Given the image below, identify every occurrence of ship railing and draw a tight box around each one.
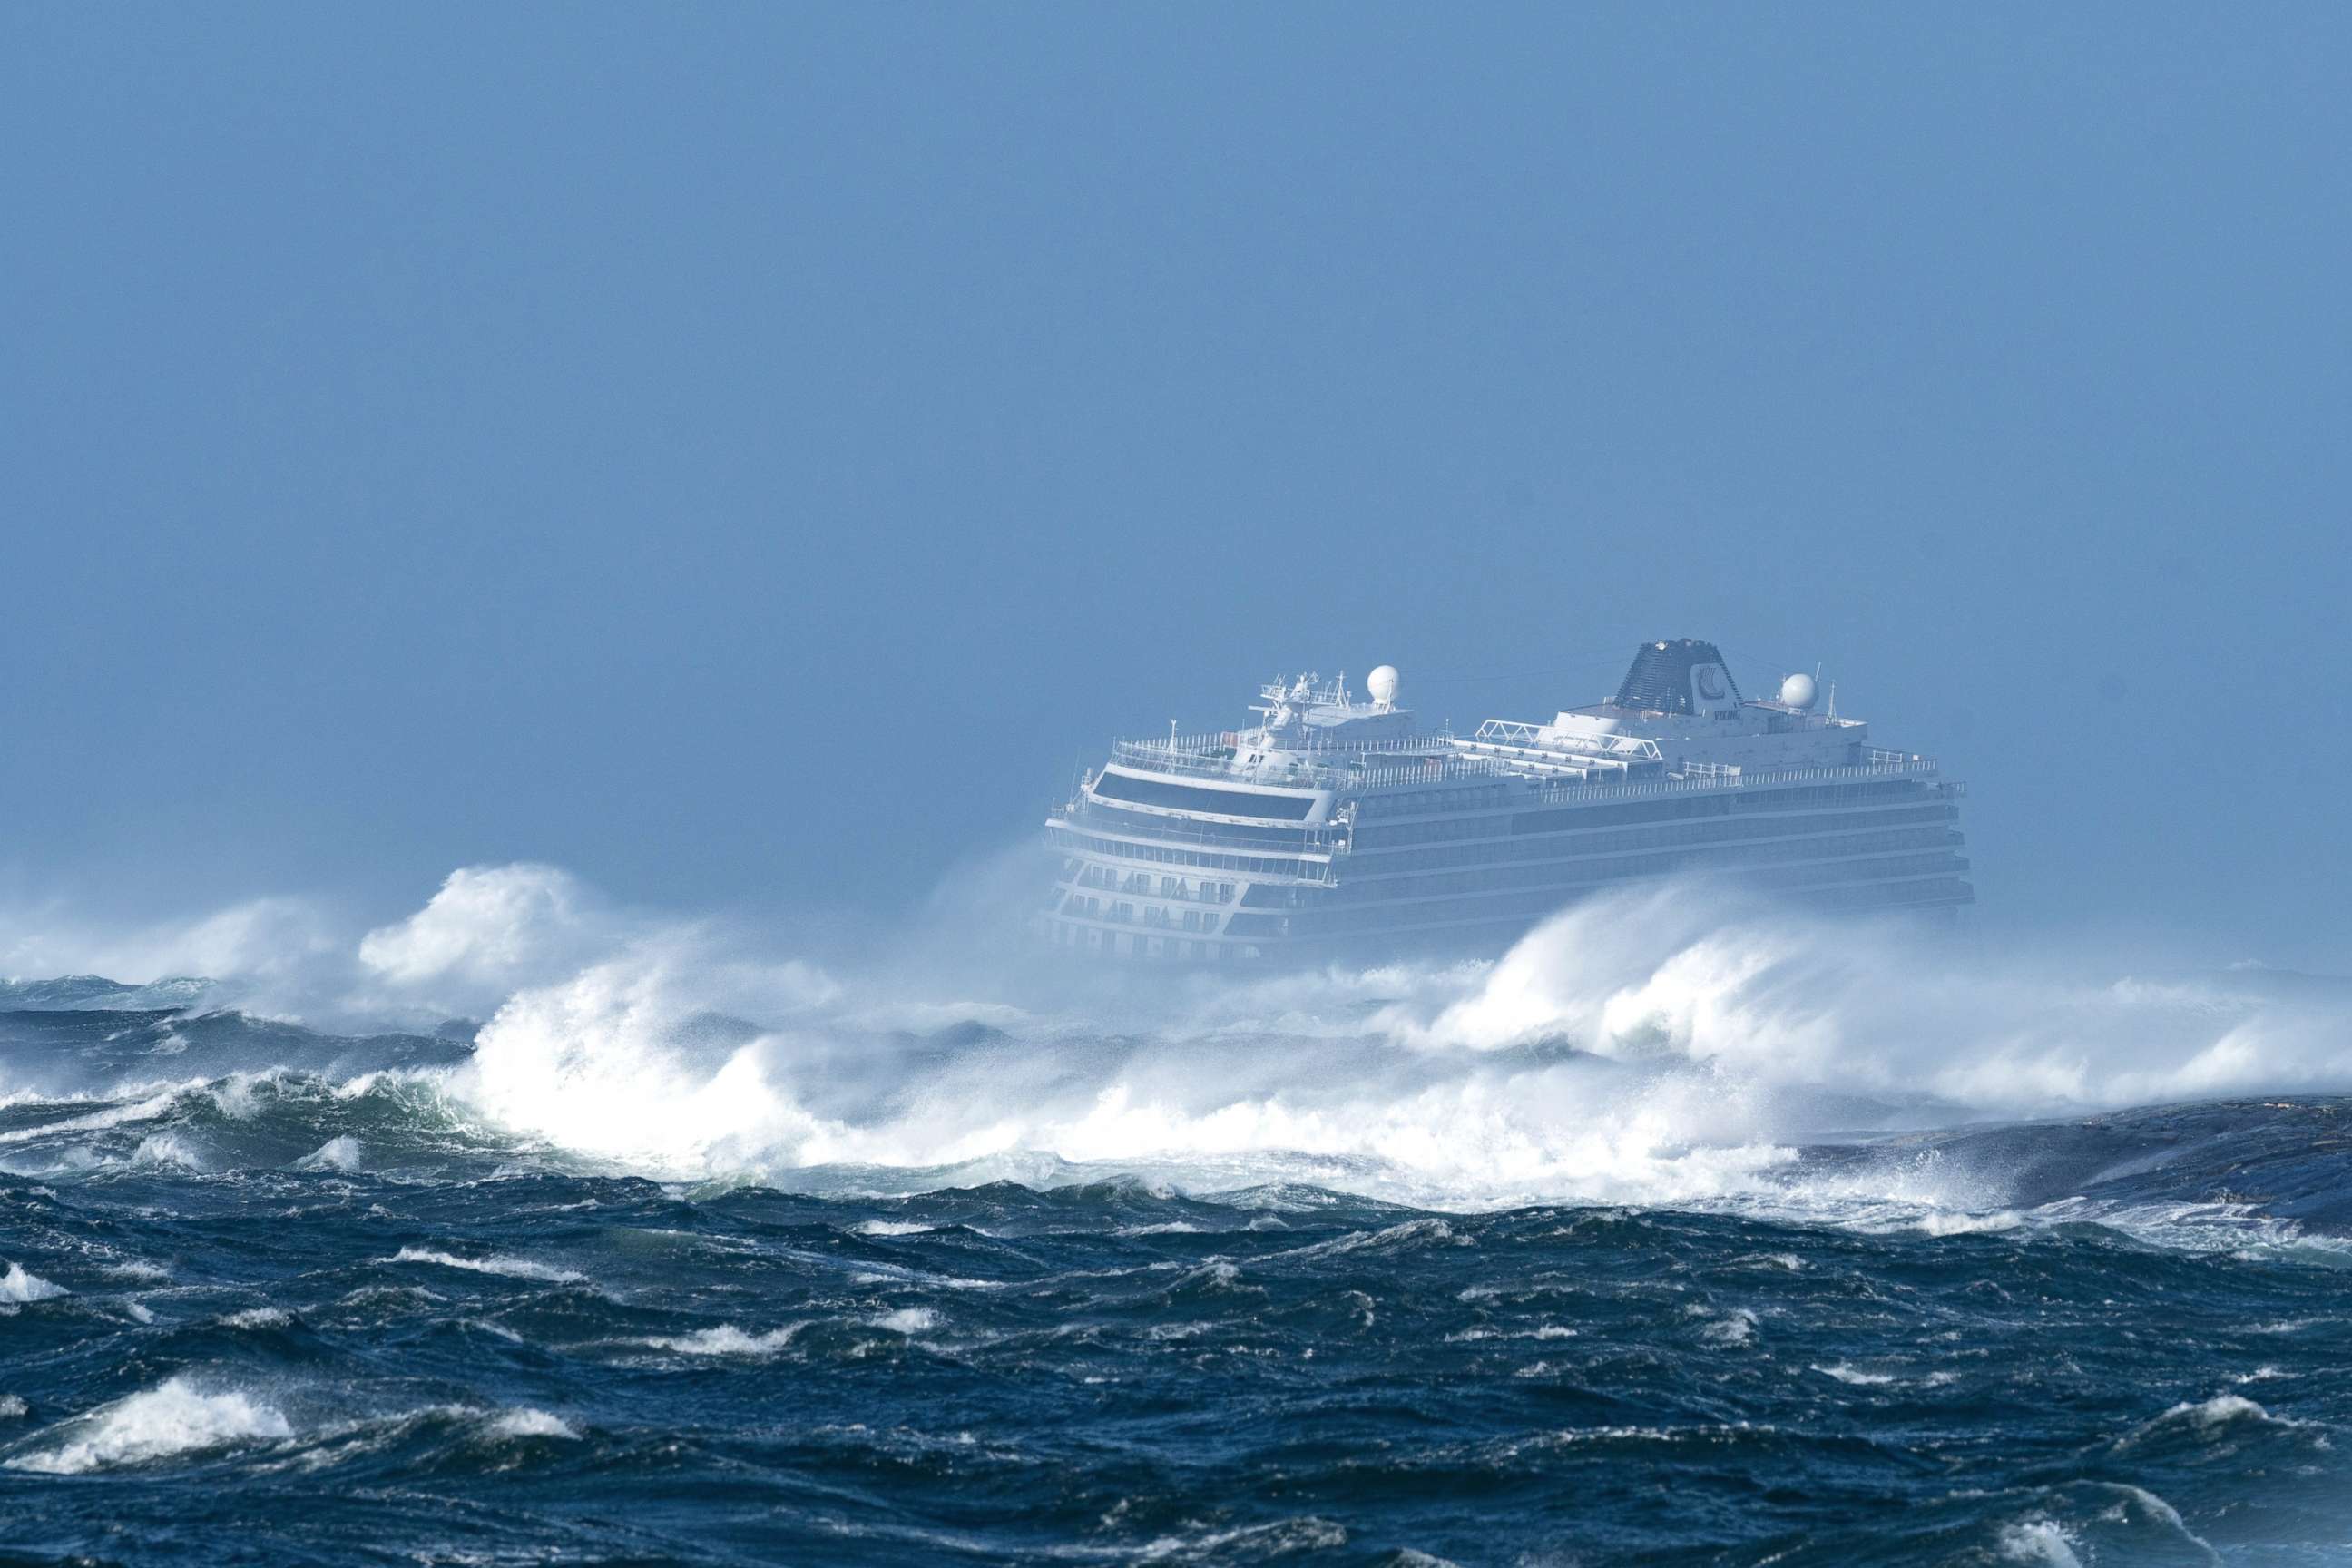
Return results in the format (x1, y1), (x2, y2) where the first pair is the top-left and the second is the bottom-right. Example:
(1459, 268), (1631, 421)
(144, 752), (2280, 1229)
(1106, 731), (1460, 788)
(1522, 757), (1944, 808)
(1468, 720), (1665, 763)
(1347, 756), (1524, 789)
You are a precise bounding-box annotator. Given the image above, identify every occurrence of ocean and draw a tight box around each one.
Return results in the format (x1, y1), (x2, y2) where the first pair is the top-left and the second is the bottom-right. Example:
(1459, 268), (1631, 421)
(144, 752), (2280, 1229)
(3, 881), (2349, 1565)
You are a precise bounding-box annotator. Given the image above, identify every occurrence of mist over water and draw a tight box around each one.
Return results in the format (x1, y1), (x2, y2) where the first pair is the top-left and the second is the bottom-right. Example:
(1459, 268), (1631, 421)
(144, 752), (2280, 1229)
(5, 866), (2352, 1563)
(16, 862), (2350, 1208)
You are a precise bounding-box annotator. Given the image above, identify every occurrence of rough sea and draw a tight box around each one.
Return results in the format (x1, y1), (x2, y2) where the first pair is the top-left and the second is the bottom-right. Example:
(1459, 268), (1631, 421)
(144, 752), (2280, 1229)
(4, 872), (2350, 1565)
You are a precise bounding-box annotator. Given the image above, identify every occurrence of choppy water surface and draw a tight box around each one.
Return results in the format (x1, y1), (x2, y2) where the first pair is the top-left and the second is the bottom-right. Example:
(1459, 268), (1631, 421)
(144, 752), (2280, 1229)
(5, 933), (2352, 1564)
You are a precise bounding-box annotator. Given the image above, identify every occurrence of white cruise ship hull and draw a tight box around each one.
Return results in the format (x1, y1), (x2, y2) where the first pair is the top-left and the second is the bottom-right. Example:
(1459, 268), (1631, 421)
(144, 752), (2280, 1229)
(1041, 643), (1973, 964)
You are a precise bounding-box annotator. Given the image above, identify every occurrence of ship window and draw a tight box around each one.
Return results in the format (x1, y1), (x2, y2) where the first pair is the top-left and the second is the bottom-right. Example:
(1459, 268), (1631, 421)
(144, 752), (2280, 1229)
(1092, 772), (1318, 820)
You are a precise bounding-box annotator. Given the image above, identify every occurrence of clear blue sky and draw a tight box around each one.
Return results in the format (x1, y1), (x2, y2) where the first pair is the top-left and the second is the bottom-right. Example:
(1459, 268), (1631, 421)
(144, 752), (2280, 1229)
(4, 5), (2347, 965)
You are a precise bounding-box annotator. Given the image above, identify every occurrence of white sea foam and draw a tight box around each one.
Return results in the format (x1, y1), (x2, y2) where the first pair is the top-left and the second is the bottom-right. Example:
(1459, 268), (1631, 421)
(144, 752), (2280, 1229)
(1916, 1210), (2024, 1238)
(16, 864), (2352, 1220)
(384, 1247), (584, 1283)
(1700, 1308), (1758, 1348)
(407, 875), (2352, 1215)
(646, 1324), (803, 1357)
(221, 1307), (292, 1329)
(1813, 1363), (1898, 1387)
(130, 1132), (205, 1171)
(853, 1220), (935, 1237)
(485, 1407), (577, 1439)
(869, 1308), (938, 1334)
(5, 1377), (292, 1474)
(1995, 1520), (2084, 1567)
(297, 1136), (362, 1171)
(2115, 1393), (2318, 1451)
(0, 1262), (65, 1302)
(0, 1090), (180, 1147)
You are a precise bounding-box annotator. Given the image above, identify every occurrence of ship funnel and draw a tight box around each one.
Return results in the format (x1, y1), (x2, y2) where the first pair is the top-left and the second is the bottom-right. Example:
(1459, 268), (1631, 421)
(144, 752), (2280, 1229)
(1613, 639), (1742, 717)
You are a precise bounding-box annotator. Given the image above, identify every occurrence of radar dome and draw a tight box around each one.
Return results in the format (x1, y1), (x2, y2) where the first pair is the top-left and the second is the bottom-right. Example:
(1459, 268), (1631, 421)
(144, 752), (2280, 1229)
(1367, 664), (1402, 709)
(1778, 672), (1818, 710)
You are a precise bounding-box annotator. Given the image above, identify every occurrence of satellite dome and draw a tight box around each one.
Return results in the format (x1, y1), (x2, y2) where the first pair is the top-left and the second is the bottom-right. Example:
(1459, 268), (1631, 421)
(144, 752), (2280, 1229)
(1366, 665), (1402, 709)
(1778, 672), (1819, 710)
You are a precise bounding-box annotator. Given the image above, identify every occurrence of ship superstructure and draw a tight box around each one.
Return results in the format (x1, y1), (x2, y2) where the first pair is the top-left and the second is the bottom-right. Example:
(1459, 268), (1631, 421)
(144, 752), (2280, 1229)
(1042, 640), (1971, 962)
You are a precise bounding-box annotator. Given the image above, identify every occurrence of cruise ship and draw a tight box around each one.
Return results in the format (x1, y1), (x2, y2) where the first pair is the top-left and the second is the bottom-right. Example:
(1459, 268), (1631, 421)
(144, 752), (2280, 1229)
(1042, 639), (1971, 963)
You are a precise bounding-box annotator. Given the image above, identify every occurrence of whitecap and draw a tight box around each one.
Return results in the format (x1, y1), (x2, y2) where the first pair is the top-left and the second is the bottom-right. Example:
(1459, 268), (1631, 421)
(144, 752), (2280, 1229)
(1995, 1519), (2083, 1566)
(646, 1324), (803, 1357)
(2117, 1392), (2317, 1448)
(485, 1407), (577, 1440)
(296, 1136), (362, 1172)
(853, 1220), (934, 1237)
(0, 1262), (65, 1303)
(1700, 1308), (1758, 1347)
(1813, 1363), (1897, 1387)
(1917, 1210), (2023, 1237)
(382, 1247), (584, 1283)
(131, 1132), (205, 1171)
(221, 1308), (292, 1329)
(868, 1308), (938, 1334)
(5, 1377), (292, 1474)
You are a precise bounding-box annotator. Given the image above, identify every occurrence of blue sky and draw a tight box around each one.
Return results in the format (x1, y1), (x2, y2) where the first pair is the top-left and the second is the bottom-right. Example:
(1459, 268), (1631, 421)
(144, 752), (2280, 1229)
(4, 5), (2347, 966)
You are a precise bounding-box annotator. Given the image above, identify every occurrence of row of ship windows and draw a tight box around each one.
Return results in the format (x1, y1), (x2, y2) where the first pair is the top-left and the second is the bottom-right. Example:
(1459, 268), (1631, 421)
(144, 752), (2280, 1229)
(1330, 827), (1963, 905)
(1351, 784), (1514, 818)
(1336, 827), (1956, 902)
(1250, 857), (1971, 937)
(1049, 921), (1240, 958)
(1056, 895), (1225, 933)
(1064, 864), (1239, 903)
(1054, 805), (1956, 886)
(1359, 795), (1952, 853)
(1073, 847), (1970, 937)
(1348, 779), (1945, 848)
(1520, 777), (1947, 824)
(1089, 773), (1318, 820)
(1080, 802), (1318, 848)
(1054, 829), (1327, 880)
(1255, 877), (1975, 948)
(1353, 802), (1959, 876)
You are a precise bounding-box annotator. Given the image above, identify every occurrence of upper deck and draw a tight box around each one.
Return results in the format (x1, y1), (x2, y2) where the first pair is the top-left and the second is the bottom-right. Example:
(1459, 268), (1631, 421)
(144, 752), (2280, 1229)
(1083, 642), (1934, 812)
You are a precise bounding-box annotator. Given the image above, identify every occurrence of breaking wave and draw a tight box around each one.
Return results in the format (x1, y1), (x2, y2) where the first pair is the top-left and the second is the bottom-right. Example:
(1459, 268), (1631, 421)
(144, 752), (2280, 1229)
(6, 1377), (292, 1475)
(7, 866), (2352, 1223)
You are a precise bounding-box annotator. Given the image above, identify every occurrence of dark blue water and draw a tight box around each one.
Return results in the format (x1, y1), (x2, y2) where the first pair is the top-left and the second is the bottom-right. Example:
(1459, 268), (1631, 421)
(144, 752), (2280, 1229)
(5, 995), (2349, 1565)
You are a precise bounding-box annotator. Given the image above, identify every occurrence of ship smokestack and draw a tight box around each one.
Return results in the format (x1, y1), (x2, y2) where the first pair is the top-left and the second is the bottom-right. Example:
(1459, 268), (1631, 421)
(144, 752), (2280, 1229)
(1612, 638), (1741, 717)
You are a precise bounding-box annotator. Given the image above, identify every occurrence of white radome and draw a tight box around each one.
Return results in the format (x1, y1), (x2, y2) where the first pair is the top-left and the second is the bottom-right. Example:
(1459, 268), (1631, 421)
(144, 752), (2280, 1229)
(1367, 665), (1402, 709)
(1779, 671), (1819, 710)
